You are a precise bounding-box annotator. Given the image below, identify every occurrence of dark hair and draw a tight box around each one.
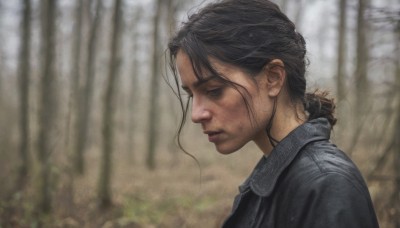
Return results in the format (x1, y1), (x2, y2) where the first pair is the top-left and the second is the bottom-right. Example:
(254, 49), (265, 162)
(168, 0), (336, 149)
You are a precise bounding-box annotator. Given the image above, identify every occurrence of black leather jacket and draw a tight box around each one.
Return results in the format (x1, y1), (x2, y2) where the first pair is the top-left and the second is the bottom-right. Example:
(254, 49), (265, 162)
(222, 118), (379, 228)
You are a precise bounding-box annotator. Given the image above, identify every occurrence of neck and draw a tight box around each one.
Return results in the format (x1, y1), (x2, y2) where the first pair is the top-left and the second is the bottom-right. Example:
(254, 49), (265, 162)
(255, 100), (306, 155)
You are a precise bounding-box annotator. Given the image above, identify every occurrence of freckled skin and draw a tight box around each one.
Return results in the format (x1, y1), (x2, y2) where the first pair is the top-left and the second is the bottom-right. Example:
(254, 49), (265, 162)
(176, 50), (274, 154)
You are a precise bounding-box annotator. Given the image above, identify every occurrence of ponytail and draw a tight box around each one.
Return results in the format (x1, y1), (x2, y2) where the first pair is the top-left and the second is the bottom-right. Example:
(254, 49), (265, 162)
(304, 90), (337, 127)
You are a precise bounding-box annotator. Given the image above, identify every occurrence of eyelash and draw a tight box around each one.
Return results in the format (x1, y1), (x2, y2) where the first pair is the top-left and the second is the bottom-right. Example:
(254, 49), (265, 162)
(206, 88), (223, 98)
(182, 87), (223, 99)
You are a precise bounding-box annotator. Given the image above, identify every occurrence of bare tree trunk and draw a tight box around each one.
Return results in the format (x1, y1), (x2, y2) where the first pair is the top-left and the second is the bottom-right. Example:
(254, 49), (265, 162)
(146, 0), (163, 170)
(75, 0), (102, 174)
(0, 3), (3, 113)
(335, 0), (348, 142)
(68, 0), (83, 151)
(167, 0), (176, 33)
(63, 0), (85, 211)
(0, 60), (2, 110)
(37, 0), (57, 214)
(17, 0), (32, 190)
(127, 9), (141, 162)
(336, 0), (347, 104)
(392, 22), (400, 228)
(165, 0), (180, 158)
(98, 0), (123, 209)
(393, 79), (400, 228)
(0, 2), (4, 107)
(354, 0), (369, 121)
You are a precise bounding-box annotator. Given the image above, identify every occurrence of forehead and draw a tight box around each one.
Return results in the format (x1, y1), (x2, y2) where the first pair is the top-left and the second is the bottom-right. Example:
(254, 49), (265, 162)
(176, 50), (192, 76)
(176, 50), (197, 86)
(176, 50), (250, 88)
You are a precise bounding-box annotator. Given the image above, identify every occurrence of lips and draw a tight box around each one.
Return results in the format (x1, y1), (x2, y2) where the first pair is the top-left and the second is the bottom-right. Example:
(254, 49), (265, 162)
(204, 131), (222, 142)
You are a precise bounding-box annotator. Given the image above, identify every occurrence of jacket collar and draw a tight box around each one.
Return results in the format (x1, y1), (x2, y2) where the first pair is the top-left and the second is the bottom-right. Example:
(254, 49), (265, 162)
(239, 118), (331, 197)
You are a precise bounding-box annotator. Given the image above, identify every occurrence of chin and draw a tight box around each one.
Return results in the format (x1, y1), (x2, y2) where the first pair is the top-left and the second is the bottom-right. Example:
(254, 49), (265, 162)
(214, 143), (245, 155)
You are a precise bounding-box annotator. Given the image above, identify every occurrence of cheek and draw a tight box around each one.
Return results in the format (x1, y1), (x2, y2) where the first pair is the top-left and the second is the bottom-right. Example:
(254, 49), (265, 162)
(219, 96), (254, 132)
(235, 102), (271, 140)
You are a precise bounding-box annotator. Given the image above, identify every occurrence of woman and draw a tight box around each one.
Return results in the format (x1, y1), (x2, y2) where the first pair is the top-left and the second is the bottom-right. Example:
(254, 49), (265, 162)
(168, 0), (379, 227)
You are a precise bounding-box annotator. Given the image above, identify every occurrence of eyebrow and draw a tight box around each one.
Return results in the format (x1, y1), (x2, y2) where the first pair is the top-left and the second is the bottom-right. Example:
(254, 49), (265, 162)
(181, 75), (220, 91)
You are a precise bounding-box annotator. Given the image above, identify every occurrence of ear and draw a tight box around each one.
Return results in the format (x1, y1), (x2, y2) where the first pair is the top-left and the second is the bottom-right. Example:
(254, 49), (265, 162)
(263, 59), (286, 97)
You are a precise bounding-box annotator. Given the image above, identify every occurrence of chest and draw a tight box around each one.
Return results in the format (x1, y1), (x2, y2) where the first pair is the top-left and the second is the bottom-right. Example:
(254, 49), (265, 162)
(222, 188), (288, 228)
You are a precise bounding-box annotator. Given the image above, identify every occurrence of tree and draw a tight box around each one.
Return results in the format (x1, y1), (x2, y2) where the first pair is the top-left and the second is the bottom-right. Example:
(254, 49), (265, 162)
(37, 0), (57, 214)
(74, 0), (103, 175)
(69, 0), (83, 175)
(98, 0), (123, 208)
(17, 0), (31, 189)
(365, 7), (400, 225)
(126, 8), (141, 161)
(62, 0), (85, 211)
(346, 0), (370, 155)
(391, 20), (400, 228)
(164, 0), (184, 158)
(354, 0), (369, 120)
(0, 3), (3, 111)
(336, 0), (347, 104)
(146, 0), (163, 170)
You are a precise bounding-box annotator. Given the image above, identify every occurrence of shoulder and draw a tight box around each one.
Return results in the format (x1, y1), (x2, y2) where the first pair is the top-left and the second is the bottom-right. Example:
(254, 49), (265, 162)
(286, 139), (368, 192)
(276, 140), (379, 227)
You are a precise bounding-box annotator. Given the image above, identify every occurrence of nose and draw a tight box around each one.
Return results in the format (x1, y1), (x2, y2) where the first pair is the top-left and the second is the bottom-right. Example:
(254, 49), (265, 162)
(191, 96), (211, 123)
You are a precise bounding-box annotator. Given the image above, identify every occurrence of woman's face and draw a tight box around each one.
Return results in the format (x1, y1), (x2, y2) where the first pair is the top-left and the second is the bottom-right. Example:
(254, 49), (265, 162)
(176, 51), (274, 154)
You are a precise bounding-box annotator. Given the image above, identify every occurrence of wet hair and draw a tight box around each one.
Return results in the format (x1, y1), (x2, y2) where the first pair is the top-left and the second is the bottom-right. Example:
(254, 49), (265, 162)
(168, 0), (336, 150)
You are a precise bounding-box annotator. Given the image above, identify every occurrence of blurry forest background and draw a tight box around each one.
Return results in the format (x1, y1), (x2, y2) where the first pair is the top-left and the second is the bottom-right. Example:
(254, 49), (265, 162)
(0, 0), (399, 227)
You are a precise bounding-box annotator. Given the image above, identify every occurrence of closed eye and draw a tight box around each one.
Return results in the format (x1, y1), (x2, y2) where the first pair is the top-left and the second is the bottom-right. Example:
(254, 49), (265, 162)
(206, 88), (223, 98)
